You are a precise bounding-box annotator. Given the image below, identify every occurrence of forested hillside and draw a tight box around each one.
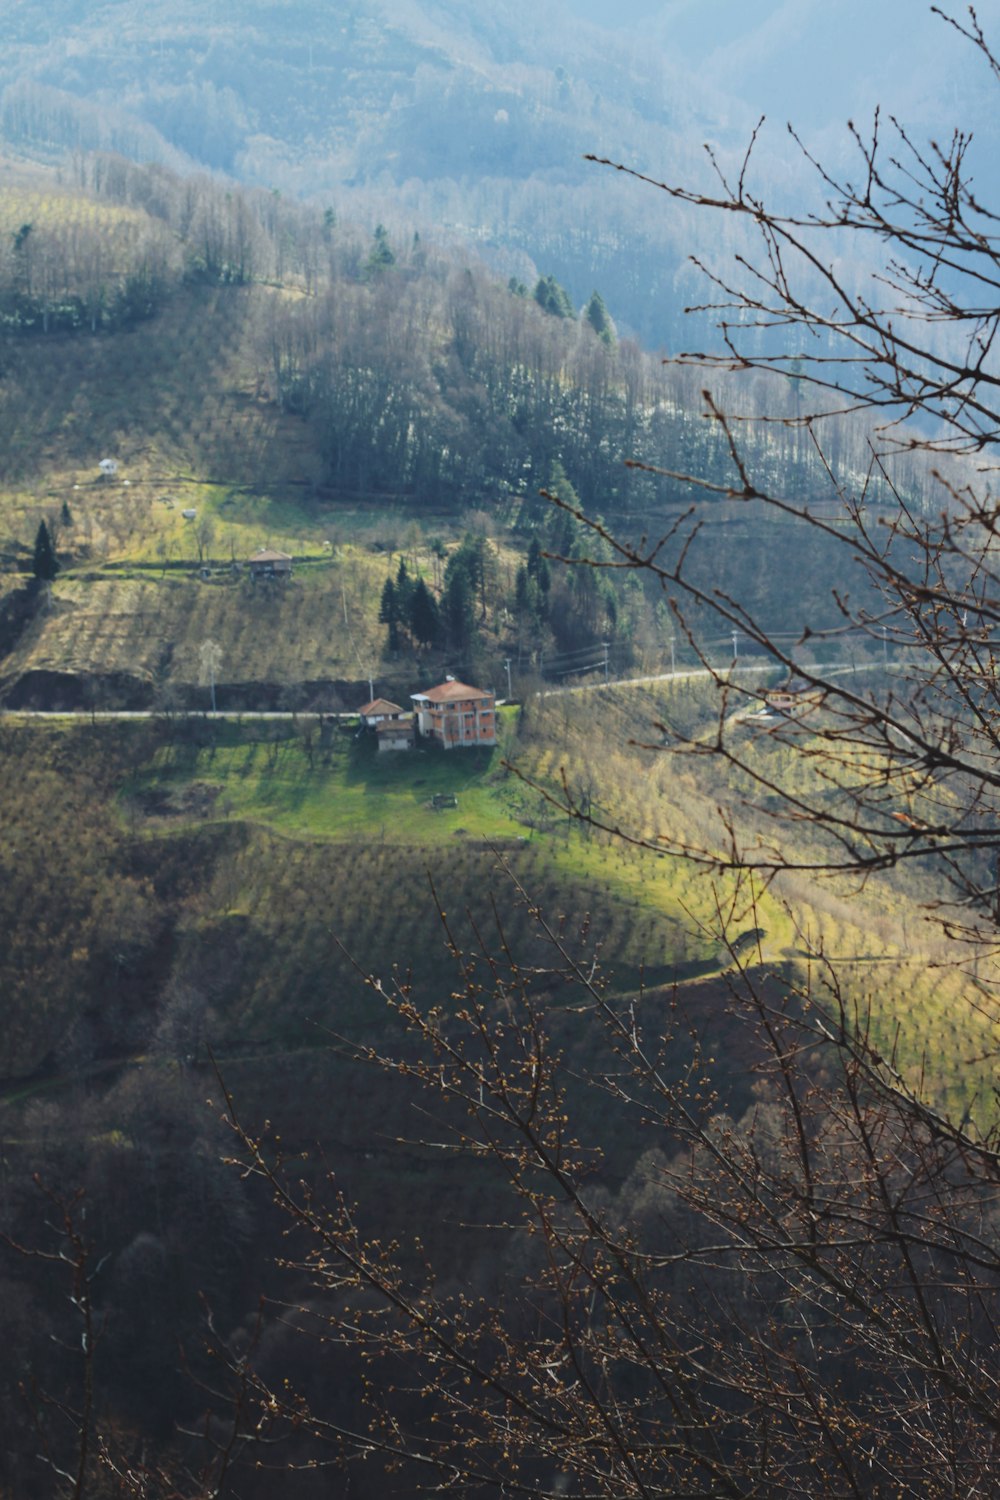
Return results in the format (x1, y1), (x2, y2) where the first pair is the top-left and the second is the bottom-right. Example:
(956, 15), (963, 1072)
(1, 0), (996, 356)
(0, 155), (932, 711)
(2, 678), (991, 1496)
(0, 0), (881, 355)
(0, 0), (743, 345)
(0, 86), (995, 1494)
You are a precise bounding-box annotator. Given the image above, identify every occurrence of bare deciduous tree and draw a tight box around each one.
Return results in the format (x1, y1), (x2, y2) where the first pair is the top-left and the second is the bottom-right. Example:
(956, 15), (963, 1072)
(200, 12), (1000, 1499)
(555, 8), (1000, 952)
(218, 875), (1000, 1500)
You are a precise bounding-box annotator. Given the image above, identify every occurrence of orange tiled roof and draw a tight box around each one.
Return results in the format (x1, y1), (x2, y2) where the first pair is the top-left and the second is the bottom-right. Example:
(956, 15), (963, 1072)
(411, 680), (492, 704)
(359, 698), (403, 715)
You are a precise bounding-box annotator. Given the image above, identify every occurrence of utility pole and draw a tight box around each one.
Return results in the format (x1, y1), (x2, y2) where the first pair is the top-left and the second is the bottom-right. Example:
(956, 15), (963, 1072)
(882, 624), (888, 668)
(504, 657), (513, 700)
(602, 641), (610, 685)
(731, 629), (740, 662)
(668, 633), (676, 676)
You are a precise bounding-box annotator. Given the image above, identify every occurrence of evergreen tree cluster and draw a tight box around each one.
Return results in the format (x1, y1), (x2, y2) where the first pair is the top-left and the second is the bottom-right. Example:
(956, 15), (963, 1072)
(379, 557), (442, 650)
(528, 275), (616, 345)
(533, 272), (575, 319)
(541, 462), (622, 648)
(378, 536), (500, 656)
(376, 480), (628, 672)
(514, 534), (551, 641)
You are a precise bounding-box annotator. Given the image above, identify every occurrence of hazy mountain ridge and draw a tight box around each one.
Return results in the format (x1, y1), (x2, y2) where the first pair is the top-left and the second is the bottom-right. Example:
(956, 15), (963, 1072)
(4, 2), (996, 354)
(0, 0), (780, 343)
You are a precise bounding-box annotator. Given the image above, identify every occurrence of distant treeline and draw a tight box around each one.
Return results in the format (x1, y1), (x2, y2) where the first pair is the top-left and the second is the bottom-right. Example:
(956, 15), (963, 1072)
(0, 152), (935, 525)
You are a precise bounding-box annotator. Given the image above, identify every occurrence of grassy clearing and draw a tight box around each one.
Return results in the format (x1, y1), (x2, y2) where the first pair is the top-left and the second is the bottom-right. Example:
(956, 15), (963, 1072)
(512, 683), (1000, 1127)
(124, 704), (795, 975)
(1, 549), (395, 698)
(0, 696), (995, 1126)
(139, 724), (523, 842)
(0, 180), (151, 235)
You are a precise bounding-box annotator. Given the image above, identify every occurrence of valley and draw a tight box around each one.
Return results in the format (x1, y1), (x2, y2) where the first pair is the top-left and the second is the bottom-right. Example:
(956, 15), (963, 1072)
(0, 25), (998, 1487)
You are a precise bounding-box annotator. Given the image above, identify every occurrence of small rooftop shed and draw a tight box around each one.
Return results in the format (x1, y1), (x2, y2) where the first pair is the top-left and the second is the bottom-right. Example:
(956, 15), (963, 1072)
(248, 548), (293, 580)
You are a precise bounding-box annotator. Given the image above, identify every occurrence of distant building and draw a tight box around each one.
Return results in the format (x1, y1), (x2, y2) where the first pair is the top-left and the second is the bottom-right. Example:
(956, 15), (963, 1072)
(248, 548), (292, 580)
(411, 678), (496, 750)
(358, 697), (405, 728)
(765, 676), (822, 715)
(376, 717), (416, 753)
(98, 458), (119, 478)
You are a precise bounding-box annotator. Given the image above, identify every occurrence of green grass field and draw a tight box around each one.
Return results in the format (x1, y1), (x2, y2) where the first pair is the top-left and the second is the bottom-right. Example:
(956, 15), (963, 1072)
(0, 685), (995, 1129)
(136, 716), (524, 842)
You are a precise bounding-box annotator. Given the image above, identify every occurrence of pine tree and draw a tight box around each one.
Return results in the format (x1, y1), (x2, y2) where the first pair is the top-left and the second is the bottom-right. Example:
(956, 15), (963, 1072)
(32, 520), (59, 583)
(365, 224), (395, 279)
(379, 576), (400, 650)
(584, 289), (615, 345)
(527, 535), (551, 598)
(409, 578), (441, 648)
(395, 557), (415, 621)
(443, 565), (474, 650)
(545, 462), (582, 556)
(533, 274), (574, 318)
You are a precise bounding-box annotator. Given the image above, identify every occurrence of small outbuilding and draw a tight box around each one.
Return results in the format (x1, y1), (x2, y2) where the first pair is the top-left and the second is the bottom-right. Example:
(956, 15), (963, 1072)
(248, 548), (293, 580)
(358, 697), (405, 728)
(765, 676), (822, 715)
(98, 458), (119, 478)
(376, 716), (416, 753)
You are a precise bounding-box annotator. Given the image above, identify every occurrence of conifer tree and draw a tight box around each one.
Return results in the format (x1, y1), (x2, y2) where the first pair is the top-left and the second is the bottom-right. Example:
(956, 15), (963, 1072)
(443, 563), (474, 650)
(409, 578), (441, 648)
(533, 274), (574, 318)
(365, 224), (395, 279)
(379, 576), (400, 650)
(584, 289), (615, 345)
(395, 557), (414, 618)
(527, 535), (551, 598)
(545, 462), (583, 556)
(32, 519), (59, 583)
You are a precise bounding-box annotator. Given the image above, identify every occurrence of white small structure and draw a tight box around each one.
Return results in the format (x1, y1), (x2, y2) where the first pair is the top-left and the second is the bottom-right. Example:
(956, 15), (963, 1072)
(358, 697), (404, 728)
(182, 508), (198, 520)
(98, 458), (119, 478)
(376, 717), (415, 753)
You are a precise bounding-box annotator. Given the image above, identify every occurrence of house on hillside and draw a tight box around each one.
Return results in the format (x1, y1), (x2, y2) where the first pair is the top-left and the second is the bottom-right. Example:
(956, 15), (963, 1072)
(248, 547), (292, 580)
(765, 676), (822, 715)
(358, 697), (405, 728)
(411, 678), (496, 750)
(98, 458), (119, 479)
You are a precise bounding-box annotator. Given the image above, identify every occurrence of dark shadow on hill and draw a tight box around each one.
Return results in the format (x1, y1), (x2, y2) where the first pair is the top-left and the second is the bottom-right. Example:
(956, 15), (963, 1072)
(343, 729), (499, 797)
